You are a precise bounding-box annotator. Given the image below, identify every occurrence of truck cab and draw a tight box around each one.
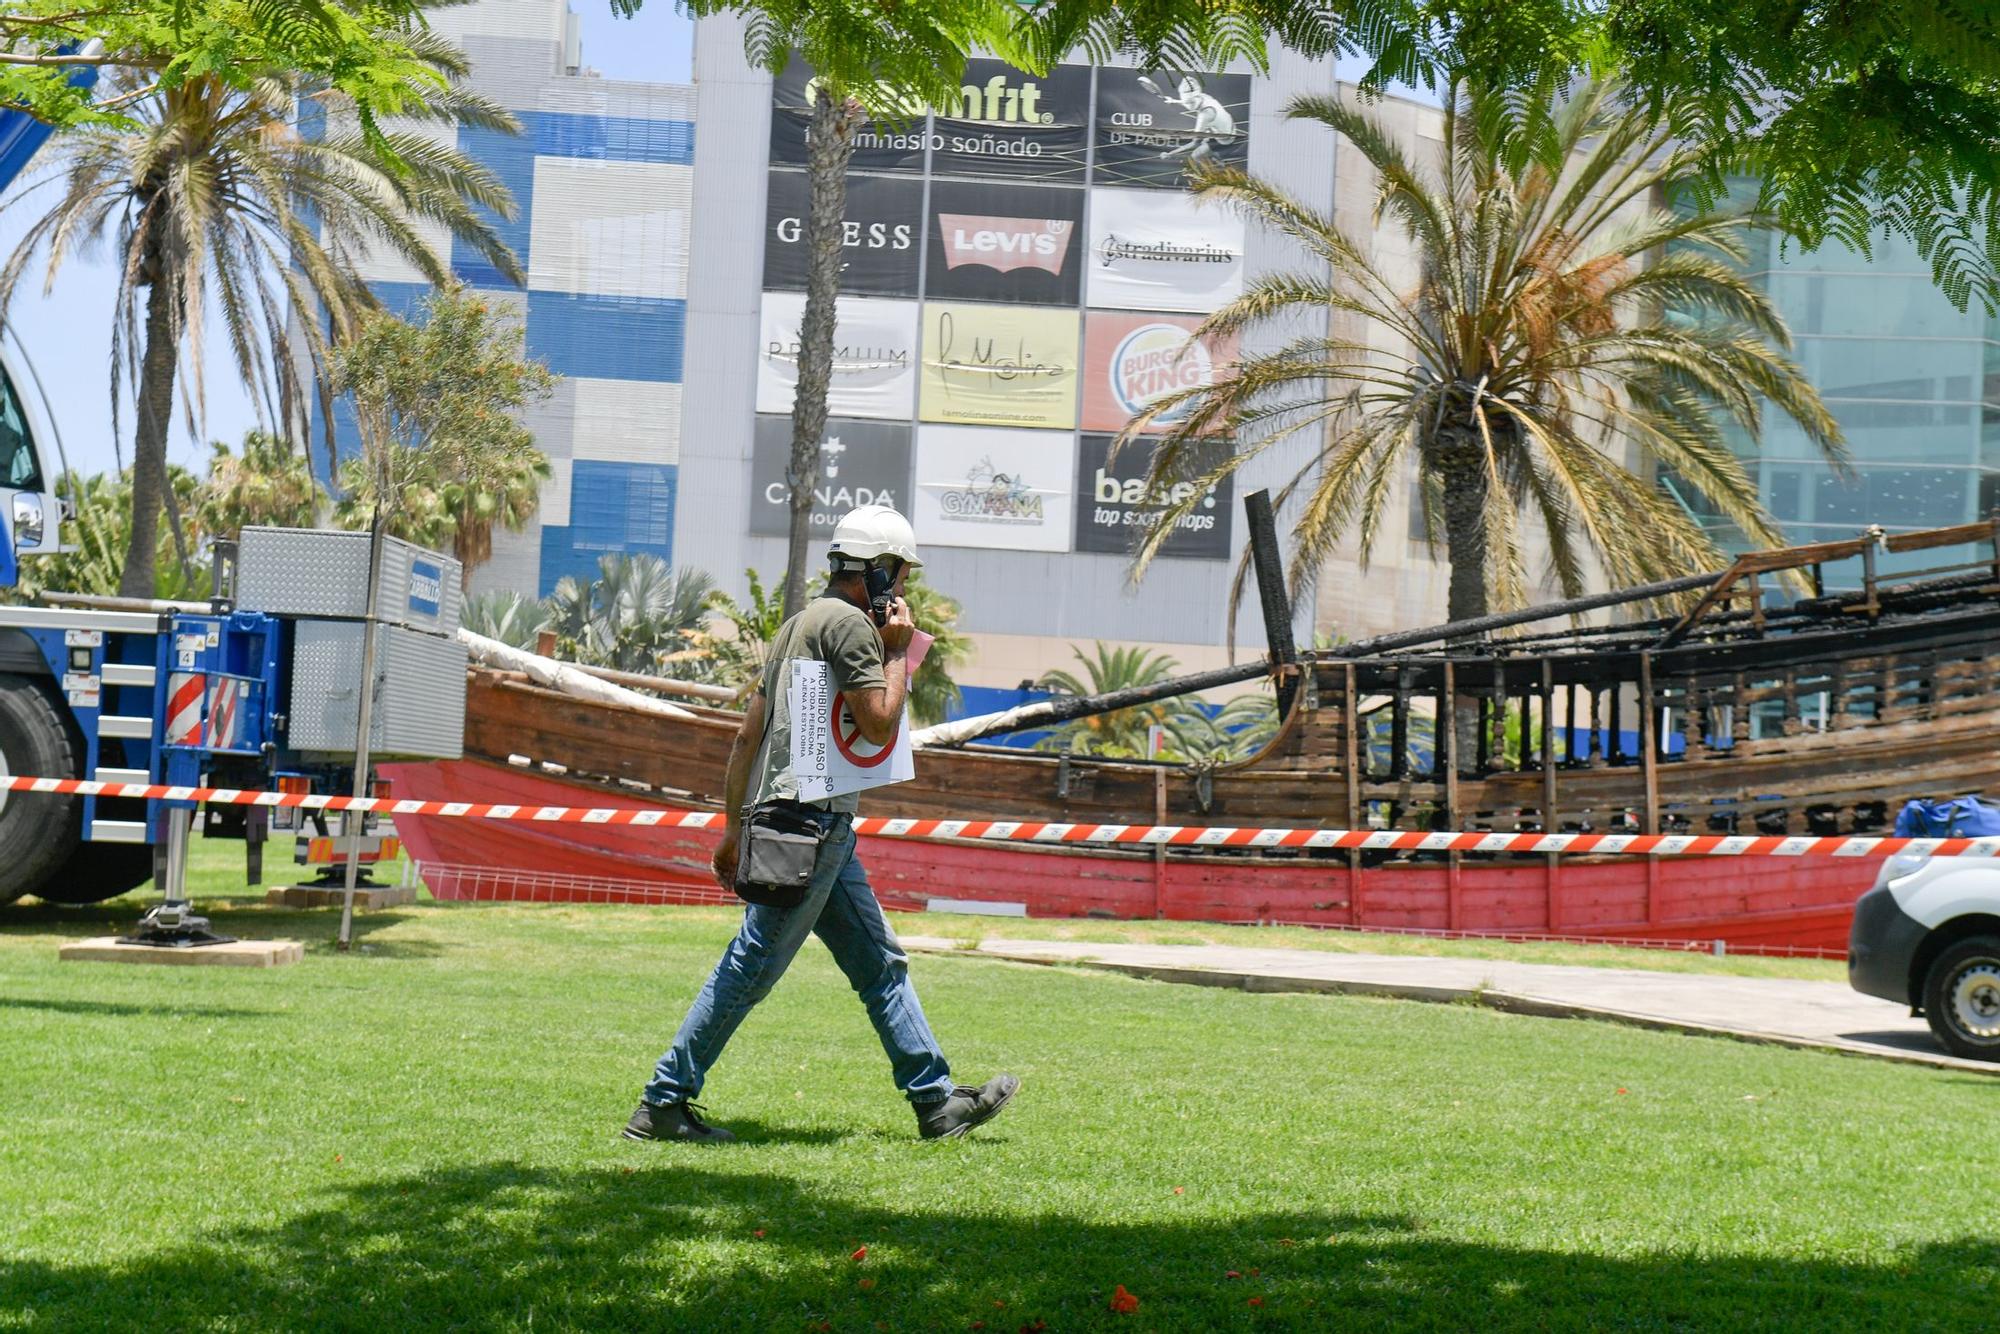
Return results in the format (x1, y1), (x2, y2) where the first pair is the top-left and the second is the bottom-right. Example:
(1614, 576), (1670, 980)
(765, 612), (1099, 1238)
(0, 330), (68, 561)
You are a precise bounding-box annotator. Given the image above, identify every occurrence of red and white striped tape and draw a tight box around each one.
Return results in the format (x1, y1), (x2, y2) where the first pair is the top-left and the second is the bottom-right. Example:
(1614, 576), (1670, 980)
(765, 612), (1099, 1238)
(10, 773), (1998, 859)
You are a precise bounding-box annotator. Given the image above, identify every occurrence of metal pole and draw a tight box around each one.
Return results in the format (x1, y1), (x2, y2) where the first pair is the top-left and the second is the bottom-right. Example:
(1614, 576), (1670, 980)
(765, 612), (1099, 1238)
(1243, 490), (1298, 720)
(336, 518), (386, 951)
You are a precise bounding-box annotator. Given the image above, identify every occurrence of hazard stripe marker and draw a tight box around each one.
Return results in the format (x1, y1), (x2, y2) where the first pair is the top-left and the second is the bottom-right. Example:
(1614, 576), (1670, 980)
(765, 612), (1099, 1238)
(12, 773), (1997, 859)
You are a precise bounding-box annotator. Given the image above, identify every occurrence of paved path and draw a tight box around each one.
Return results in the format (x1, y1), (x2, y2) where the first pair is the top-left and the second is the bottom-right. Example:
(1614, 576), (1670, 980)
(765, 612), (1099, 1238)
(902, 935), (1999, 1076)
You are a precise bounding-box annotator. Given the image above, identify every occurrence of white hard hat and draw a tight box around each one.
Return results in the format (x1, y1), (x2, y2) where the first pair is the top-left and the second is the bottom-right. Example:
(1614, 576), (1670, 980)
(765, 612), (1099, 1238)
(828, 504), (922, 568)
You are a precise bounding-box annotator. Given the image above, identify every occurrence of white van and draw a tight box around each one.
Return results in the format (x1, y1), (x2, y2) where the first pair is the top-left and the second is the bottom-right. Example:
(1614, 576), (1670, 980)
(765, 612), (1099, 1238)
(1849, 852), (2000, 1061)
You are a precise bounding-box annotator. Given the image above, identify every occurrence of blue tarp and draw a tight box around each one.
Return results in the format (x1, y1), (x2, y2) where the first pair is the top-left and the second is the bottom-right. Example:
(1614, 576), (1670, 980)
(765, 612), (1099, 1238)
(1894, 796), (2000, 838)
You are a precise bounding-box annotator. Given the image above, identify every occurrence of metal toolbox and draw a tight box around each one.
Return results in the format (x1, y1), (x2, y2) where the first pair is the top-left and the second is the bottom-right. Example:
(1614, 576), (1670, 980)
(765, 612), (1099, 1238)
(237, 527), (463, 636)
(286, 620), (466, 758)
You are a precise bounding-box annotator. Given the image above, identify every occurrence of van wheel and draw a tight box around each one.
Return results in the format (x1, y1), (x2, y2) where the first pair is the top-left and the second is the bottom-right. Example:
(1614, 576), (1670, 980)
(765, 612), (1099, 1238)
(32, 841), (155, 905)
(1922, 936), (2000, 1061)
(0, 674), (82, 904)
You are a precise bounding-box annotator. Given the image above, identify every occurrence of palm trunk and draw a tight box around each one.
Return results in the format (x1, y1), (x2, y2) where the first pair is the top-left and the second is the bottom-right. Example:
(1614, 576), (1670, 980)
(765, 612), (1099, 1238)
(781, 86), (861, 619)
(1439, 441), (1489, 773)
(122, 264), (180, 599)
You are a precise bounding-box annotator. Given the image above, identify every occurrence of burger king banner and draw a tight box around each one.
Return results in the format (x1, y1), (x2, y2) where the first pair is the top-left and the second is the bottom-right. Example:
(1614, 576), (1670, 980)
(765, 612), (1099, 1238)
(1081, 311), (1237, 434)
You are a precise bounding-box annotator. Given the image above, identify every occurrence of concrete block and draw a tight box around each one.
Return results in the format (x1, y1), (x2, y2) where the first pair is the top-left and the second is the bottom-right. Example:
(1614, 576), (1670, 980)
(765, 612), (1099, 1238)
(59, 937), (303, 967)
(264, 885), (417, 910)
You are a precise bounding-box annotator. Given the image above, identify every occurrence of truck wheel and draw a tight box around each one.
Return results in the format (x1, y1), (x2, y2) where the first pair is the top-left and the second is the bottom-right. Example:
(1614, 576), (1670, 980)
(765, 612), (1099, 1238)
(1922, 936), (2000, 1061)
(0, 673), (81, 905)
(32, 841), (154, 905)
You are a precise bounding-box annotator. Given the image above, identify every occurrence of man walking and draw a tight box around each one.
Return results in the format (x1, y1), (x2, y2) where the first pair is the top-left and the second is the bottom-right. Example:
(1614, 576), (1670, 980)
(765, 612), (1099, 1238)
(625, 505), (1019, 1143)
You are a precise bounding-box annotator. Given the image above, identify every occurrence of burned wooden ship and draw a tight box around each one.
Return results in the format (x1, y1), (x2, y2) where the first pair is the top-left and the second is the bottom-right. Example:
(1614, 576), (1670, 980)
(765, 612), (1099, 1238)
(386, 521), (2000, 953)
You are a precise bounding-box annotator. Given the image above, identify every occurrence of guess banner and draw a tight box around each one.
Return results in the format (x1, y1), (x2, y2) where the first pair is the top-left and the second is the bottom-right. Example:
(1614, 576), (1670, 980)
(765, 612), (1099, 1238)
(1086, 186), (1246, 313)
(924, 180), (1085, 305)
(914, 424), (1077, 553)
(756, 292), (918, 420)
(1081, 311), (1238, 434)
(918, 302), (1080, 430)
(749, 415), (912, 537)
(764, 170), (922, 296)
(770, 58), (927, 173)
(1074, 434), (1233, 560)
(929, 59), (1092, 182)
(1093, 69), (1251, 189)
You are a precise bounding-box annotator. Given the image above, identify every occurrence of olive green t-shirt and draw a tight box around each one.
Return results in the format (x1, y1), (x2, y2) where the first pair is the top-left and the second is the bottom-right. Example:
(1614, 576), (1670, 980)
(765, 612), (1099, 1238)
(750, 593), (887, 814)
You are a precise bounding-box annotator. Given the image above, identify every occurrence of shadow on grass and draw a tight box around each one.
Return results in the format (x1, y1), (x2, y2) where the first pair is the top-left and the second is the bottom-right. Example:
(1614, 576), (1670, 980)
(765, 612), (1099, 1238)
(0, 995), (271, 1019)
(0, 1160), (1990, 1329)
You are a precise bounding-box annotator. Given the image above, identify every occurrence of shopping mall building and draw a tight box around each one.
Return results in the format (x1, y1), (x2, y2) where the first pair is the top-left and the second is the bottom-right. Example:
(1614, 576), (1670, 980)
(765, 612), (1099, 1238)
(339, 2), (2000, 697)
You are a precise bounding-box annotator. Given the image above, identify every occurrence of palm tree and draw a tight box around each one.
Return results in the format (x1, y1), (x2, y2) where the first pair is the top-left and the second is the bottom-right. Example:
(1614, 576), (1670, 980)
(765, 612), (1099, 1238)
(10, 467), (208, 602)
(1126, 78), (1847, 628)
(901, 567), (972, 726)
(0, 20), (519, 597)
(1034, 643), (1216, 759)
(463, 589), (553, 650)
(546, 554), (716, 675)
(195, 430), (322, 541)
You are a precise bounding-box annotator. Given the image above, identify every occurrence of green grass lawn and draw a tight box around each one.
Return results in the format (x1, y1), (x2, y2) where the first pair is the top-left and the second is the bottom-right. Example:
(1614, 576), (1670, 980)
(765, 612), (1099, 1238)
(0, 845), (1992, 1329)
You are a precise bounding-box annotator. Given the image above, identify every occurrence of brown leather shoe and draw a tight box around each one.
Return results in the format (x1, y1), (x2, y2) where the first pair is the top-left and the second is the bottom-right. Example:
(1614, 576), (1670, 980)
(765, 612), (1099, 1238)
(914, 1074), (1020, 1140)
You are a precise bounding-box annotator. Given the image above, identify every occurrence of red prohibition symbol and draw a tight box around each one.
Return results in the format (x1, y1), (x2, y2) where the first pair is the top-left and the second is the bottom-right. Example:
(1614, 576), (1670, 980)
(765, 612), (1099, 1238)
(830, 694), (893, 768)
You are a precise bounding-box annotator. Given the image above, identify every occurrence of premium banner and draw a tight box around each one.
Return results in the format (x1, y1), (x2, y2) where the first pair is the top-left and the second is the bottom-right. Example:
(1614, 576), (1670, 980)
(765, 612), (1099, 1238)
(918, 302), (1080, 430)
(1081, 311), (1238, 434)
(929, 59), (1091, 182)
(1093, 69), (1251, 189)
(749, 415), (913, 537)
(914, 424), (1077, 552)
(1074, 434), (1233, 560)
(764, 170), (923, 297)
(924, 179), (1085, 305)
(770, 59), (927, 173)
(756, 292), (918, 420)
(1086, 187), (1247, 313)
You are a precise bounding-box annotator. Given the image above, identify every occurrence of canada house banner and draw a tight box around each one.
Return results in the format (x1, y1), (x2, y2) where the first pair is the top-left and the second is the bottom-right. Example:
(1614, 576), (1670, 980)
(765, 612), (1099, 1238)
(918, 302), (1080, 430)
(764, 170), (922, 297)
(1081, 310), (1239, 434)
(1074, 435), (1233, 560)
(924, 179), (1085, 305)
(749, 416), (912, 537)
(756, 292), (918, 420)
(1093, 69), (1252, 189)
(1086, 186), (1247, 312)
(914, 424), (1077, 553)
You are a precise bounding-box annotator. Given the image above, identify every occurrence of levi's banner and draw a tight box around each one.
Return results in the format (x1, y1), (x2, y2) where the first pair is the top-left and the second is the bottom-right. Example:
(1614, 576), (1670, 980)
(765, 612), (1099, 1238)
(789, 631), (931, 800)
(770, 57), (926, 173)
(918, 302), (1079, 429)
(1073, 434), (1233, 560)
(749, 416), (912, 537)
(924, 179), (1085, 305)
(764, 169), (922, 296)
(914, 424), (1076, 553)
(757, 292), (918, 420)
(1086, 186), (1246, 312)
(1081, 310), (1238, 434)
(930, 59), (1091, 182)
(1093, 69), (1252, 189)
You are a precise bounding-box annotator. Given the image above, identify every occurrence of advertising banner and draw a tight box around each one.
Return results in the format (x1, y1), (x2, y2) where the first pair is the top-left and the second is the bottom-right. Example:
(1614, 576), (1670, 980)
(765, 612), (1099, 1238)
(763, 170), (922, 296)
(1074, 435), (1233, 560)
(770, 59), (927, 173)
(1093, 69), (1251, 188)
(757, 292), (918, 420)
(1081, 310), (1238, 434)
(929, 60), (1092, 182)
(914, 424), (1077, 552)
(918, 302), (1080, 429)
(1086, 186), (1246, 312)
(749, 415), (912, 537)
(924, 180), (1085, 305)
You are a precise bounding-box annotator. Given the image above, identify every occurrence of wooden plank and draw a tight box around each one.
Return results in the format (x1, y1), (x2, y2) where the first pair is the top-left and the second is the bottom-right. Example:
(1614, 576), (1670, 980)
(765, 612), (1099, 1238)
(1639, 651), (1660, 835)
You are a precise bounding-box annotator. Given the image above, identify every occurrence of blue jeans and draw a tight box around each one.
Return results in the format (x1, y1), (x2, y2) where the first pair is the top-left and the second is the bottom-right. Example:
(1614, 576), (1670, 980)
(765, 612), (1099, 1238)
(644, 811), (954, 1107)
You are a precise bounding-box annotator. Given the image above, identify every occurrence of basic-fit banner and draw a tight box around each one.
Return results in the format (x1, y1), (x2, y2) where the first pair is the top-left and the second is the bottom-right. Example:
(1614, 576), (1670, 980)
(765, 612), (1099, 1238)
(749, 415), (913, 537)
(764, 170), (922, 296)
(770, 59), (927, 173)
(1087, 187), (1246, 312)
(757, 292), (918, 420)
(1093, 69), (1251, 188)
(914, 424), (1077, 552)
(918, 302), (1080, 430)
(929, 59), (1091, 182)
(1081, 311), (1238, 434)
(924, 180), (1084, 305)
(1074, 434), (1233, 559)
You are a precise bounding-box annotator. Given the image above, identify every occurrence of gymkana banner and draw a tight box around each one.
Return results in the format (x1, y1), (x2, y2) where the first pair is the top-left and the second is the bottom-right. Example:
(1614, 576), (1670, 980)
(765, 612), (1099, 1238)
(918, 302), (1079, 429)
(1093, 69), (1251, 189)
(757, 292), (918, 420)
(764, 170), (922, 296)
(1074, 434), (1233, 560)
(748, 416), (911, 537)
(913, 424), (1076, 552)
(929, 60), (1092, 182)
(1087, 186), (1246, 312)
(924, 179), (1084, 305)
(1080, 310), (1238, 434)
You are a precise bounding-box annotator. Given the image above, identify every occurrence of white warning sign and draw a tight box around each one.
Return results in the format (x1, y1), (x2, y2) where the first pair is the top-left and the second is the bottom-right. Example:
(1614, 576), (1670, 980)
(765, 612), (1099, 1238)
(787, 632), (928, 801)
